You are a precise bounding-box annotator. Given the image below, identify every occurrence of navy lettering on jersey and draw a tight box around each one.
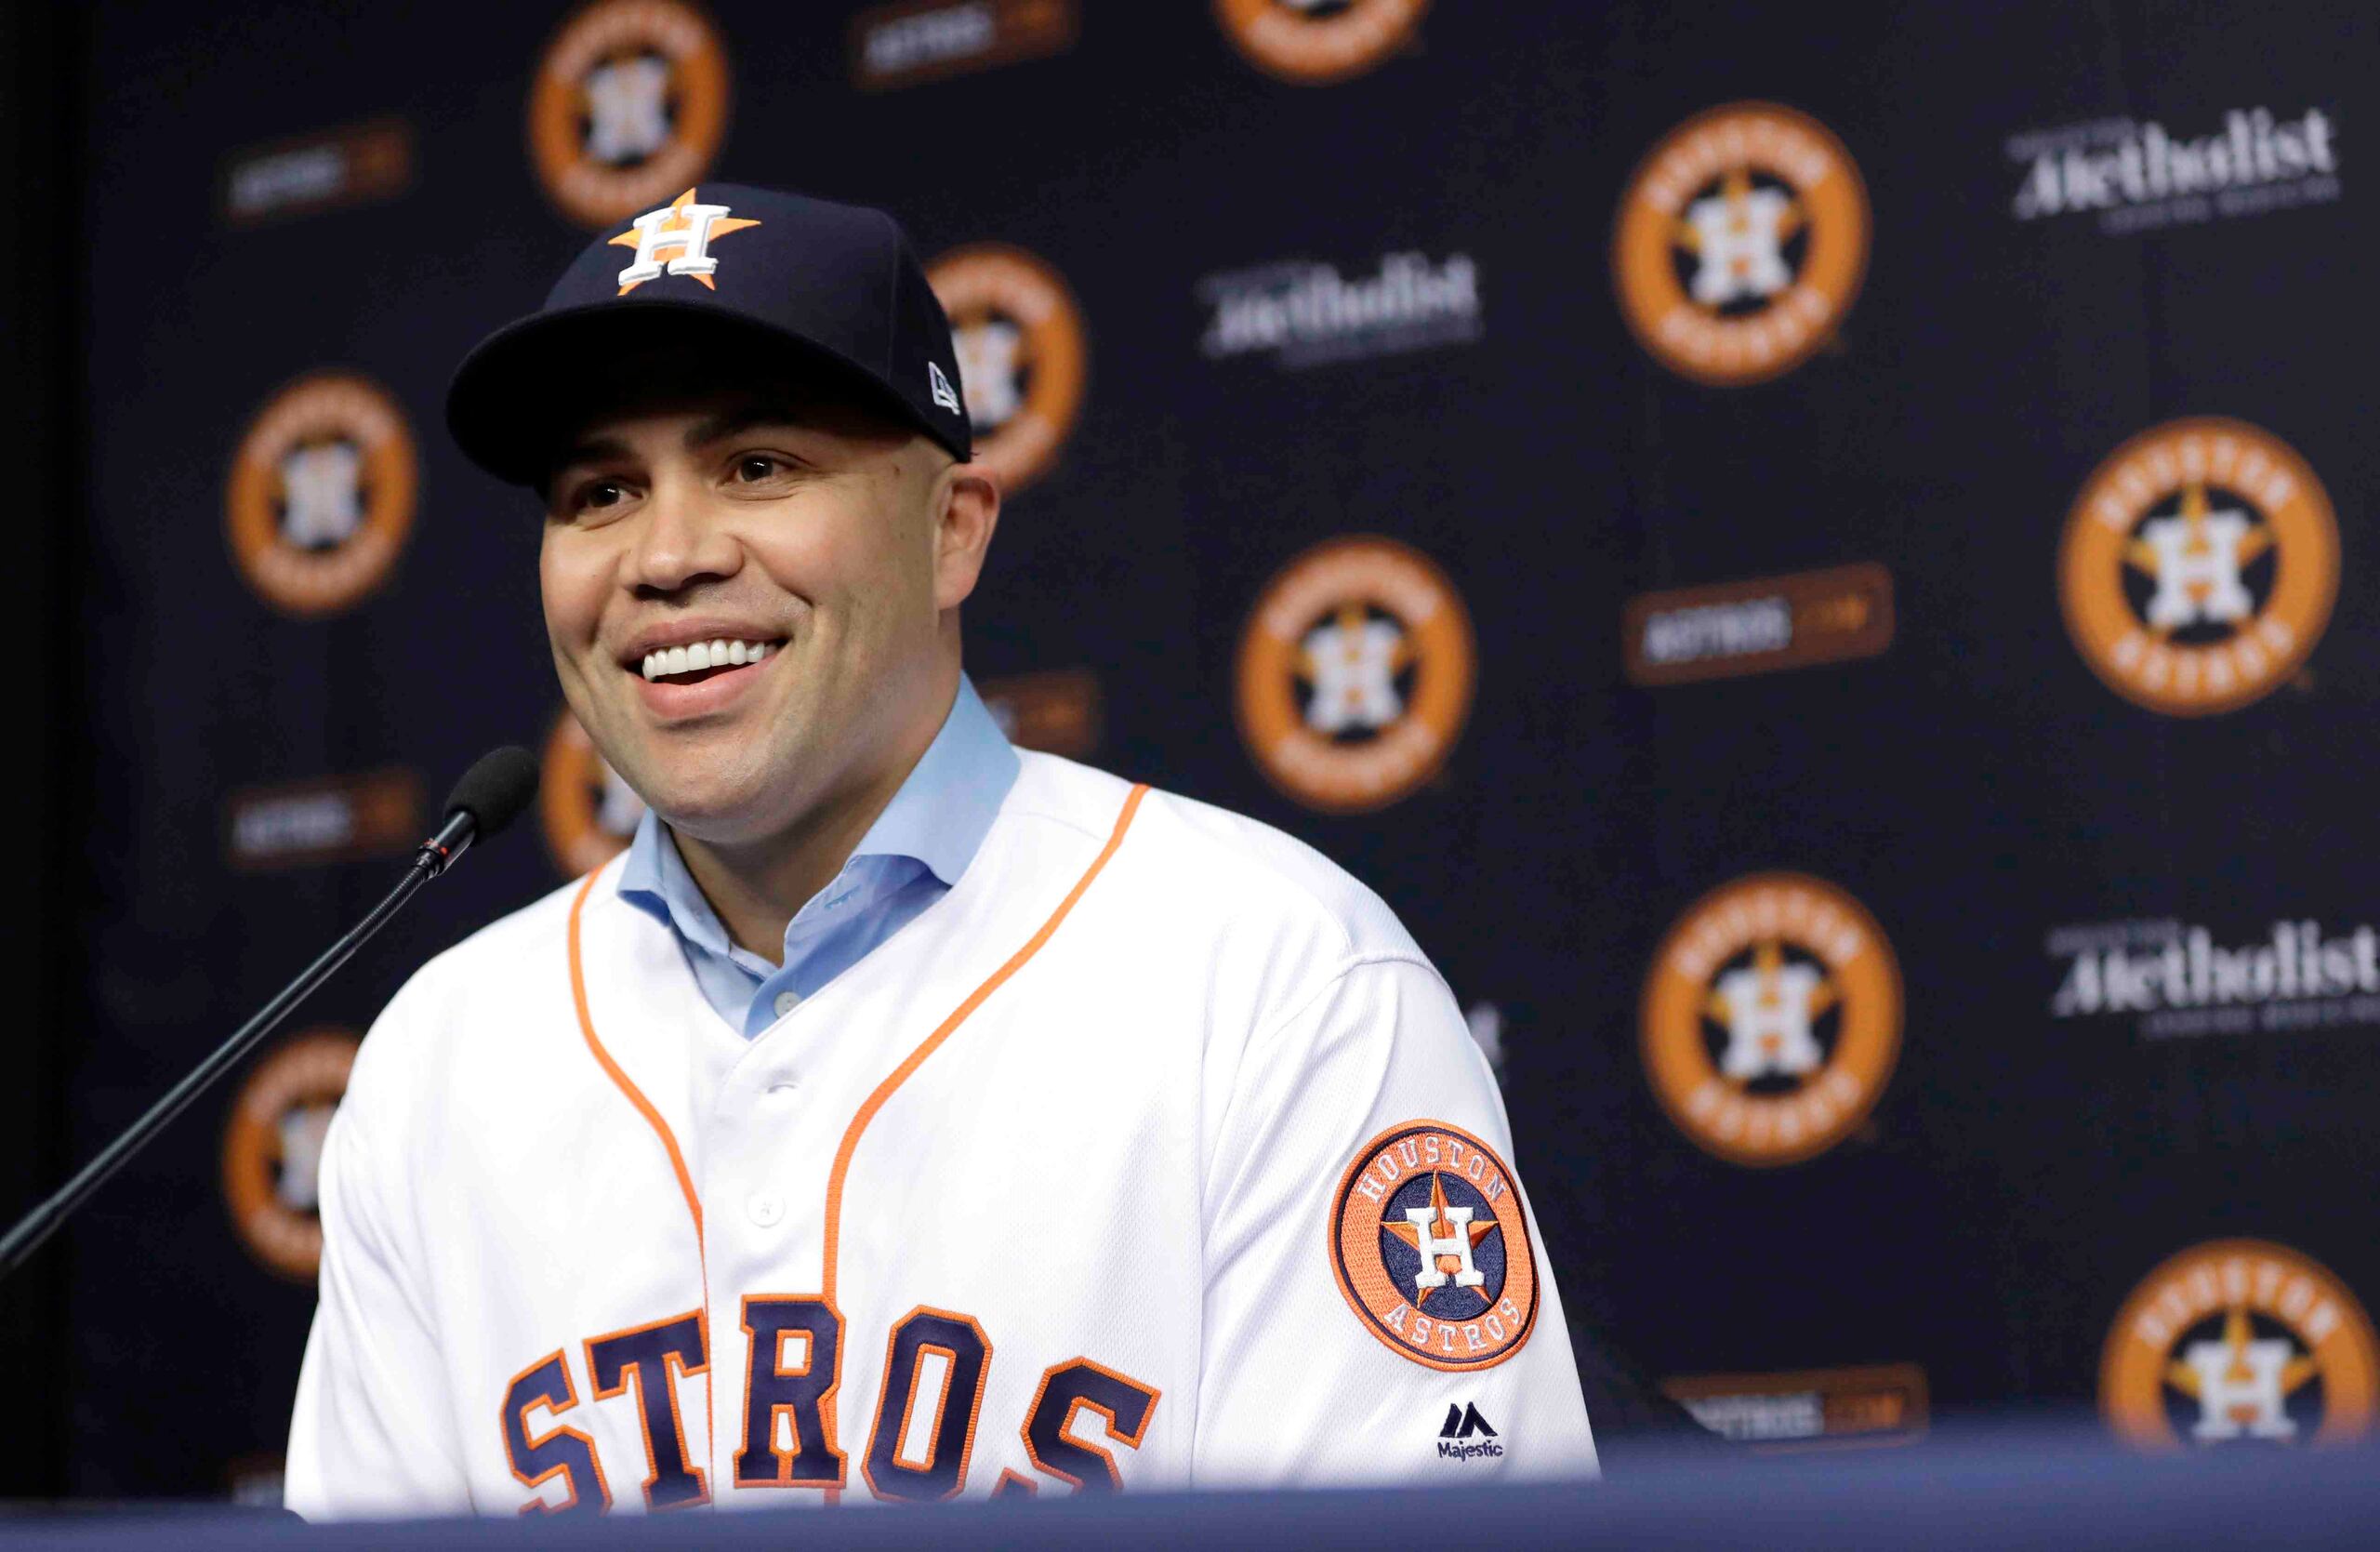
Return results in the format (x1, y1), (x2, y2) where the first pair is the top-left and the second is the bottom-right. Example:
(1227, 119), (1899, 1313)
(500, 1350), (611, 1512)
(734, 1295), (846, 1489)
(584, 1311), (709, 1509)
(863, 1307), (992, 1501)
(1020, 1359), (1161, 1493)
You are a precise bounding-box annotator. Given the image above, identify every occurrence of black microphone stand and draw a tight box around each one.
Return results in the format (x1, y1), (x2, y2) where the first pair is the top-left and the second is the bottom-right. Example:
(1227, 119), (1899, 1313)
(0, 808), (484, 1281)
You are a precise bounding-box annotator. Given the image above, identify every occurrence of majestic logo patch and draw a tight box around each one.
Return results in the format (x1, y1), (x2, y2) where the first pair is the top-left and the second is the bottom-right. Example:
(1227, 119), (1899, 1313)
(541, 705), (648, 877)
(221, 1028), (360, 1280)
(1329, 1121), (1539, 1372)
(925, 243), (1087, 495)
(529, 0), (732, 229)
(609, 187), (759, 294)
(1613, 102), (1870, 386)
(1640, 873), (1902, 1167)
(225, 371), (417, 617)
(1213, 0), (1431, 86)
(2101, 1239), (2380, 1450)
(1236, 536), (1475, 814)
(2058, 417), (2337, 717)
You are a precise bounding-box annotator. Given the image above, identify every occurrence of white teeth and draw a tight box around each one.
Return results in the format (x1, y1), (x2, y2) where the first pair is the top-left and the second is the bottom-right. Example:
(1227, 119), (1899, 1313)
(639, 639), (776, 682)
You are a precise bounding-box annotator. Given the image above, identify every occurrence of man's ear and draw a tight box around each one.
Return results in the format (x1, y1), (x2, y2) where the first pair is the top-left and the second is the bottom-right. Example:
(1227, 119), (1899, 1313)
(931, 459), (1000, 612)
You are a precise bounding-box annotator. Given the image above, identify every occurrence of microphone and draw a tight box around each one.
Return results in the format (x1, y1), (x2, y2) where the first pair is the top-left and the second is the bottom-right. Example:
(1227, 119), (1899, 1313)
(0, 746), (541, 1280)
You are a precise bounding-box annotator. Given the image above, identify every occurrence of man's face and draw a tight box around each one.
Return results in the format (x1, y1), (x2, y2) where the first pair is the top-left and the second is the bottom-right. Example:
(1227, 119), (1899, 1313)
(538, 390), (984, 846)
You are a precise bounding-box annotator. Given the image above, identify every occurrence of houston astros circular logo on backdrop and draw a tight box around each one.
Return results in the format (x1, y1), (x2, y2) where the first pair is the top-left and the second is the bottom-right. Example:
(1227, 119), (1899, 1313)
(1236, 536), (1475, 815)
(2058, 418), (2338, 717)
(529, 0), (731, 229)
(1329, 1120), (1539, 1371)
(2101, 1239), (2380, 1450)
(1212, 0), (1431, 85)
(225, 372), (417, 617)
(221, 1027), (360, 1280)
(1640, 872), (1902, 1167)
(1613, 102), (1870, 386)
(925, 244), (1087, 496)
(542, 705), (648, 876)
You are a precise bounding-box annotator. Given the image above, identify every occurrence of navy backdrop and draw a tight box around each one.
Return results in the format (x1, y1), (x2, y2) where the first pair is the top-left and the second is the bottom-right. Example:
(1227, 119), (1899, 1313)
(56, 0), (2380, 1497)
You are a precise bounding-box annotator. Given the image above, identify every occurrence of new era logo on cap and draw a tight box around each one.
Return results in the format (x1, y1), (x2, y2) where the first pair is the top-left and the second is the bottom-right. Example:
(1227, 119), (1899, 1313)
(929, 361), (961, 416)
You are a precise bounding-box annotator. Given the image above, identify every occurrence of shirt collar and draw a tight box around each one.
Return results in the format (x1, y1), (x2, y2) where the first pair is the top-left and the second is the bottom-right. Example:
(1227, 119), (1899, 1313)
(618, 672), (1019, 940)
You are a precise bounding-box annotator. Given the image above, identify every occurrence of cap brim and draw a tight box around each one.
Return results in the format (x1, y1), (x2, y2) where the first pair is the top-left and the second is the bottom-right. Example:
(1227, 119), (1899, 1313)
(446, 299), (958, 488)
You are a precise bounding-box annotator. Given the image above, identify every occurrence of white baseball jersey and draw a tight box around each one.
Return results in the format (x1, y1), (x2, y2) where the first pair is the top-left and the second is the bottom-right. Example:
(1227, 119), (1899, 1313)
(286, 752), (1597, 1518)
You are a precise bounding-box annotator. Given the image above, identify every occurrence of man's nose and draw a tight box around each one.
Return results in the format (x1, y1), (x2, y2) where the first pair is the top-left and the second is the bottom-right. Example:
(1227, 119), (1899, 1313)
(629, 478), (740, 592)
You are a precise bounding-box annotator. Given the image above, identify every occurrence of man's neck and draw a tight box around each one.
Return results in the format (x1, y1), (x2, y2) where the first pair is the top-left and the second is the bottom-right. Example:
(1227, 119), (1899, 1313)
(668, 672), (958, 966)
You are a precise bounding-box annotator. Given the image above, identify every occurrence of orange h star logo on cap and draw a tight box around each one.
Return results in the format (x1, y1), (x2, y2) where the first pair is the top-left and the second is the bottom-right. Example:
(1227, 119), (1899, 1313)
(611, 188), (761, 296)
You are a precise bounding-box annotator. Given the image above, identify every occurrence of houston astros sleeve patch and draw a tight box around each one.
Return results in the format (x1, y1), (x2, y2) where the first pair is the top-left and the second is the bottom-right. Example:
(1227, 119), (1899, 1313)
(1329, 1121), (1539, 1372)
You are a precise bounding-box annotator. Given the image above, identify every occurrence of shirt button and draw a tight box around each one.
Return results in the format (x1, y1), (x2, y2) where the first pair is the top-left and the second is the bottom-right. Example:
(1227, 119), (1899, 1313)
(774, 990), (800, 1018)
(747, 1192), (785, 1227)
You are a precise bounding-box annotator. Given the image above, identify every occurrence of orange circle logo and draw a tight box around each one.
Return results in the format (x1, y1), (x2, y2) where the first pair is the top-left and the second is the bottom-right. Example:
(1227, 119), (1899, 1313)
(926, 244), (1087, 496)
(528, 0), (732, 229)
(221, 1028), (359, 1280)
(224, 372), (416, 617)
(1235, 536), (1475, 815)
(1613, 102), (1870, 386)
(2101, 1239), (2380, 1451)
(1329, 1120), (1539, 1372)
(2058, 418), (2338, 717)
(540, 705), (648, 876)
(1213, 0), (1430, 85)
(1640, 873), (1902, 1167)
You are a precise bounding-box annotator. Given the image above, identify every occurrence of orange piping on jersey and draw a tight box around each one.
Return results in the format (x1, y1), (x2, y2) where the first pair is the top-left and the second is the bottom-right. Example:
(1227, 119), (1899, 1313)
(569, 868), (703, 1237)
(814, 782), (1149, 1492)
(568, 866), (719, 1492)
(821, 783), (1147, 1296)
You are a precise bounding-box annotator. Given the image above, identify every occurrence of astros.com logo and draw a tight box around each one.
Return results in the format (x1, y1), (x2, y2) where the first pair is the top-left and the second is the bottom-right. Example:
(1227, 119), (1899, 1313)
(528, 0), (732, 229)
(1639, 873), (1902, 1167)
(225, 371), (416, 617)
(1613, 102), (1870, 387)
(2057, 417), (2338, 717)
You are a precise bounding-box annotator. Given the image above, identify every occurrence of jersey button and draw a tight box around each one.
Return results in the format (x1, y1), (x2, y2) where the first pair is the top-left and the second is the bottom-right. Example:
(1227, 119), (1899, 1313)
(774, 990), (800, 1018)
(747, 1191), (785, 1228)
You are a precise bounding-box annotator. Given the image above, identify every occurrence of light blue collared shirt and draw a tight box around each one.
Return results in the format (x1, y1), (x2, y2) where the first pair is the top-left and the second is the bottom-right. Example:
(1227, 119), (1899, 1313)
(617, 675), (1020, 1039)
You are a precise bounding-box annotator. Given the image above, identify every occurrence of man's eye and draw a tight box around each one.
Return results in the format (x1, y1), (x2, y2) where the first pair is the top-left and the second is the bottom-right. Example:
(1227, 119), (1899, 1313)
(580, 480), (627, 510)
(734, 455), (782, 484)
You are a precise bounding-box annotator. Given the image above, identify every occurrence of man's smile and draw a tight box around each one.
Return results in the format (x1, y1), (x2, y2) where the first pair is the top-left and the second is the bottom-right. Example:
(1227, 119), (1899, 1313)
(615, 624), (790, 716)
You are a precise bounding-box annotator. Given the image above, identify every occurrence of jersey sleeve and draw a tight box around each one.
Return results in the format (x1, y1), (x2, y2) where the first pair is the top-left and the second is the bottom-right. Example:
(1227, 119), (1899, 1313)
(284, 1028), (471, 1519)
(1194, 955), (1598, 1486)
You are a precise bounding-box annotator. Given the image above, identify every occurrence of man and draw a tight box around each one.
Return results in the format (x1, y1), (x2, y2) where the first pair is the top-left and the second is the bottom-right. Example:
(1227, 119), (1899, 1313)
(285, 185), (1596, 1518)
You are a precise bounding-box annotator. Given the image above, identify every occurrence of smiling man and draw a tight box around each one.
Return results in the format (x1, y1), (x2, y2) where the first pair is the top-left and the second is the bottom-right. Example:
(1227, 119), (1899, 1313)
(284, 187), (1595, 1519)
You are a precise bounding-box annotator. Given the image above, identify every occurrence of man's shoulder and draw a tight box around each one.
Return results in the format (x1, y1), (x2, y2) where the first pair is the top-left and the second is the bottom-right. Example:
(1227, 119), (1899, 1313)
(350, 867), (598, 1080)
(403, 867), (594, 1003)
(1002, 751), (1422, 967)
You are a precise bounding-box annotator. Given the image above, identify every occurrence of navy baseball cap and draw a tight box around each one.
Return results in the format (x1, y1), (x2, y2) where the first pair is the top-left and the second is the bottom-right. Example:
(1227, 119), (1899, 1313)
(447, 184), (972, 486)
